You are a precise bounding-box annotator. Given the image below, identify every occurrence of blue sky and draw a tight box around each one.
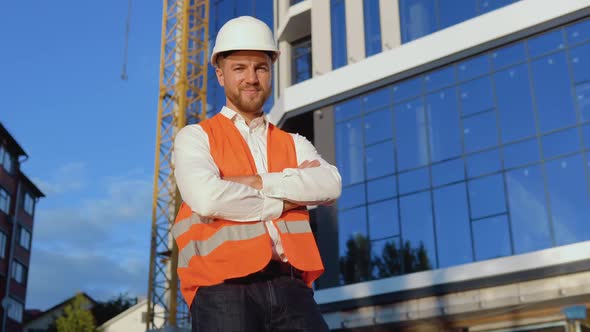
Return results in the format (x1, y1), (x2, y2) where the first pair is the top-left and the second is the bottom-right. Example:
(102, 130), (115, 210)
(1, 1), (163, 310)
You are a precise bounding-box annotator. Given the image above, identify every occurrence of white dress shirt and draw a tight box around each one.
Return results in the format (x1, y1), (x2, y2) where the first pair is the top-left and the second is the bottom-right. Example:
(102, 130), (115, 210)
(174, 106), (342, 261)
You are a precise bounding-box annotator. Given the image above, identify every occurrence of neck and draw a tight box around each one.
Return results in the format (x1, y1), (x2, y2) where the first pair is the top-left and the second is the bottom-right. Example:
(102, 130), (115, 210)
(226, 105), (263, 125)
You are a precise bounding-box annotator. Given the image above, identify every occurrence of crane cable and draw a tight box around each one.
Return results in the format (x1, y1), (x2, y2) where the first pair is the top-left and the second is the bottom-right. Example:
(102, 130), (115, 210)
(121, 0), (132, 80)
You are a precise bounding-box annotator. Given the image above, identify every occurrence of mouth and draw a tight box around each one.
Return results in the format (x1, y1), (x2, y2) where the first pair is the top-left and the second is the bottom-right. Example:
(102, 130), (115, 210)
(243, 89), (260, 97)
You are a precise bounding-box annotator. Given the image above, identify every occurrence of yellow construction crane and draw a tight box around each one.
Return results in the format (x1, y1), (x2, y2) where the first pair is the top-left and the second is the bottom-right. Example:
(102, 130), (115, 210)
(146, 0), (208, 329)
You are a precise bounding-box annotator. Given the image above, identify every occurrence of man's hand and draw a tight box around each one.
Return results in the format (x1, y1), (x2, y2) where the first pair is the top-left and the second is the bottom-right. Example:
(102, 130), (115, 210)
(223, 160), (322, 212)
(299, 160), (320, 168)
(222, 175), (263, 190)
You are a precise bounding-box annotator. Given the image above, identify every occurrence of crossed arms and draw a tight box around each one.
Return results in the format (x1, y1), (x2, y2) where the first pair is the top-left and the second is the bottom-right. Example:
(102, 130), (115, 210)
(173, 125), (342, 222)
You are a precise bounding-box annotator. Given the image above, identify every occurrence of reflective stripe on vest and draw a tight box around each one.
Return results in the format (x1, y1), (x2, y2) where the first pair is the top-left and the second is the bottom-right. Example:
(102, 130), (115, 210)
(174, 218), (313, 267)
(177, 222), (267, 268)
(172, 214), (212, 240)
(275, 220), (312, 234)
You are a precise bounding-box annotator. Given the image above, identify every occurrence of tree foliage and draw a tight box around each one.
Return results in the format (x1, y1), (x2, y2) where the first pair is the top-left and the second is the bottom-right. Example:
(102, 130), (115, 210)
(55, 293), (96, 332)
(340, 234), (432, 283)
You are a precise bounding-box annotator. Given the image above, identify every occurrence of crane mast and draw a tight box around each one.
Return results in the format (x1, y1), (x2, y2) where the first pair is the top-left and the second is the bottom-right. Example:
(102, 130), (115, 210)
(147, 0), (208, 329)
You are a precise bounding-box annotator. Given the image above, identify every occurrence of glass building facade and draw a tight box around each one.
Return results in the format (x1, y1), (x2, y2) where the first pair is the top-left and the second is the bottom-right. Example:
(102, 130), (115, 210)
(292, 37), (312, 84)
(207, 0), (274, 117)
(330, 0), (347, 70)
(399, 0), (521, 43)
(326, 17), (590, 288)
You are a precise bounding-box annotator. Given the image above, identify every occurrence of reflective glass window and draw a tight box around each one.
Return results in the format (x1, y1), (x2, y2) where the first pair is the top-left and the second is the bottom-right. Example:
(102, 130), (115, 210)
(399, 0), (437, 43)
(368, 199), (399, 239)
(334, 98), (362, 122)
(393, 77), (422, 102)
(439, 0), (477, 29)
(576, 82), (590, 122)
(364, 108), (393, 145)
(545, 154), (590, 246)
(431, 158), (464, 187)
(367, 175), (397, 203)
(459, 76), (494, 115)
(338, 206), (369, 255)
(363, 87), (392, 111)
(363, 0), (382, 56)
(400, 192), (436, 271)
(479, 0), (517, 14)
(506, 166), (552, 254)
(292, 37), (312, 84)
(542, 128), (581, 159)
(424, 67), (455, 92)
(398, 167), (430, 195)
(527, 30), (566, 58)
(366, 140), (396, 179)
(237, 0), (253, 16)
(372, 237), (402, 278)
(426, 88), (462, 162)
(457, 54), (490, 81)
(256, 1), (273, 24)
(491, 42), (526, 69)
(494, 64), (536, 143)
(395, 99), (429, 170)
(433, 183), (473, 267)
(530, 52), (577, 133)
(503, 139), (540, 169)
(331, 0), (348, 69)
(569, 43), (590, 83)
(473, 215), (512, 260)
(336, 118), (365, 185)
(463, 111), (499, 153)
(469, 174), (506, 218)
(566, 18), (590, 45)
(338, 206), (370, 283)
(339, 184), (366, 210)
(466, 149), (501, 178)
(0, 188), (10, 215)
(584, 124), (590, 148)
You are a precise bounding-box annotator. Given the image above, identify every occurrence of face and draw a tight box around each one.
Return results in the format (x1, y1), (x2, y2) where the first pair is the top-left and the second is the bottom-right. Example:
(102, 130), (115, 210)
(215, 50), (272, 116)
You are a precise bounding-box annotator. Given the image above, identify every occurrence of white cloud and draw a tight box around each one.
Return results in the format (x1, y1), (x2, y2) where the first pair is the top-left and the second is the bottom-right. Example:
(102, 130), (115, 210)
(26, 248), (148, 310)
(32, 162), (87, 195)
(27, 172), (155, 310)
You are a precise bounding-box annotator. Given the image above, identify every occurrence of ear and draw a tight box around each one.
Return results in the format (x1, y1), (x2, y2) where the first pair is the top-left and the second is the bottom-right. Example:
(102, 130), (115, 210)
(215, 66), (225, 87)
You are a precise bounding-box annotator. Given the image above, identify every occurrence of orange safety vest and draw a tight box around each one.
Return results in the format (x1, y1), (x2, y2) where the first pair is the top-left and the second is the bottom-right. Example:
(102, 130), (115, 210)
(172, 113), (324, 306)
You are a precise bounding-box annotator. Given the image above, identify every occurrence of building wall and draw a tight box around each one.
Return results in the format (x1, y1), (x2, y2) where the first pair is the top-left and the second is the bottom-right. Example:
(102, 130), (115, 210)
(99, 300), (164, 332)
(0, 126), (43, 332)
(272, 0), (590, 330)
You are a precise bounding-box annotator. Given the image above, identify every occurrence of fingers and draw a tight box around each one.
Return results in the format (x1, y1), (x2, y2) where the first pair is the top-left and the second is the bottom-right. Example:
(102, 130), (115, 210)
(298, 160), (321, 168)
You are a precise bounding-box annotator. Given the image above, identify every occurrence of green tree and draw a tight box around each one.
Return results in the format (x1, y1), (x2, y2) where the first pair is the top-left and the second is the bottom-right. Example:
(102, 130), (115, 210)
(340, 233), (372, 283)
(56, 293), (96, 332)
(92, 293), (136, 326)
(373, 240), (402, 278)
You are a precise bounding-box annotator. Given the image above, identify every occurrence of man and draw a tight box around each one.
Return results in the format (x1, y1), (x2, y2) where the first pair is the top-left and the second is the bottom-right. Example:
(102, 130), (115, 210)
(173, 16), (342, 331)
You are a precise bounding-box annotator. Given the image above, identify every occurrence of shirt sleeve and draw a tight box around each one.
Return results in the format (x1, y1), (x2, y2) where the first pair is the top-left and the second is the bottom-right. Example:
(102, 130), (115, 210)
(173, 125), (283, 221)
(259, 133), (342, 205)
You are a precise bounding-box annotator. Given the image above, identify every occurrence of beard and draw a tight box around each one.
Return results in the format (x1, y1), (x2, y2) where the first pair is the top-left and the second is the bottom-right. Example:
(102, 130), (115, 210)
(226, 85), (270, 114)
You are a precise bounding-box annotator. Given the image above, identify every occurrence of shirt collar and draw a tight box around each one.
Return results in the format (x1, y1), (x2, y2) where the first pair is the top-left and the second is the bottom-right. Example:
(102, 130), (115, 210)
(220, 106), (268, 130)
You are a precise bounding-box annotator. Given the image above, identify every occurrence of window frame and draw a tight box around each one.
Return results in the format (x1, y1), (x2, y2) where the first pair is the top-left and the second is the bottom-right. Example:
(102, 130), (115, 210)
(23, 192), (35, 216)
(0, 187), (11, 215)
(18, 225), (31, 251)
(6, 297), (24, 323)
(291, 36), (313, 84)
(11, 259), (27, 284)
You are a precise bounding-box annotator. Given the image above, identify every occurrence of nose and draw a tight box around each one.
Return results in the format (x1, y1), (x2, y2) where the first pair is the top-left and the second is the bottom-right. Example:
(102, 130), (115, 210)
(244, 66), (259, 85)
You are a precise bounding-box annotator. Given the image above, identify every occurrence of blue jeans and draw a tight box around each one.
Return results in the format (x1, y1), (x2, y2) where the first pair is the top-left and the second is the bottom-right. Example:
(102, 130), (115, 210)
(191, 275), (329, 331)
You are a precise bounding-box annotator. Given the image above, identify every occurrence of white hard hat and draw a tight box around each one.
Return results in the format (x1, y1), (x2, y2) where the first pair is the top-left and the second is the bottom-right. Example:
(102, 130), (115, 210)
(210, 16), (280, 66)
